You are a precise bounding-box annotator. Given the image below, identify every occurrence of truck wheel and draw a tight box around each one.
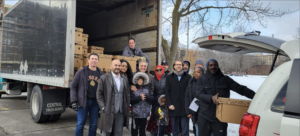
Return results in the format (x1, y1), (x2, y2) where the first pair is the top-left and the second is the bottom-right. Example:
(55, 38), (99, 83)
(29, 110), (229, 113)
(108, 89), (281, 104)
(48, 114), (61, 122)
(30, 85), (49, 123)
(0, 94), (1, 98)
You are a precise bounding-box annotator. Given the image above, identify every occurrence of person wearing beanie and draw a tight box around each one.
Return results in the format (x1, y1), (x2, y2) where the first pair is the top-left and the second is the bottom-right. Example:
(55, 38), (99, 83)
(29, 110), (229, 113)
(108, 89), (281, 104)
(130, 72), (154, 136)
(195, 59), (255, 136)
(195, 59), (205, 68)
(183, 60), (191, 74)
(161, 61), (170, 75)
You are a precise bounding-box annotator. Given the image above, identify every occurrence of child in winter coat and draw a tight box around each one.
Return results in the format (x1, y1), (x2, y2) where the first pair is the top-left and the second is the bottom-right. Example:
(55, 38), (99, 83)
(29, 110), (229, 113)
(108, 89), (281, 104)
(130, 72), (154, 136)
(155, 95), (169, 136)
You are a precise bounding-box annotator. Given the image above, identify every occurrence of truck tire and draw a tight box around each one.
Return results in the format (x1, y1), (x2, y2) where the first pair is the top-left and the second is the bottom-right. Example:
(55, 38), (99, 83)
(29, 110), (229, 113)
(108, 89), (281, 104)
(48, 114), (61, 122)
(30, 85), (49, 123)
(0, 94), (1, 98)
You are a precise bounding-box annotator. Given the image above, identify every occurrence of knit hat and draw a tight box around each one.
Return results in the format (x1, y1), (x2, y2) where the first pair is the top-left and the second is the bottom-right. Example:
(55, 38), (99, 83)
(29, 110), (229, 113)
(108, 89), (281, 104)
(206, 59), (219, 69)
(195, 59), (205, 68)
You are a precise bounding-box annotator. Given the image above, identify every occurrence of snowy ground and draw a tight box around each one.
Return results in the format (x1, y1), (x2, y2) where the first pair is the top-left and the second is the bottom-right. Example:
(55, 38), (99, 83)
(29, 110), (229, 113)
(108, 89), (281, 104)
(189, 75), (267, 136)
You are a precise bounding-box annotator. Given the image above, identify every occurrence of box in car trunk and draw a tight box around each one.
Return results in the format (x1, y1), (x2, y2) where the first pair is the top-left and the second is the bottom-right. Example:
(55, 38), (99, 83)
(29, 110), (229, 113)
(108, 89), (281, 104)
(113, 55), (138, 72)
(216, 97), (251, 124)
(88, 46), (104, 54)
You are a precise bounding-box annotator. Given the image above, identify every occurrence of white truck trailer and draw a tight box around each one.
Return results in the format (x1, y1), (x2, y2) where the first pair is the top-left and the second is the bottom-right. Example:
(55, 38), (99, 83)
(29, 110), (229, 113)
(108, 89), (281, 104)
(0, 0), (162, 122)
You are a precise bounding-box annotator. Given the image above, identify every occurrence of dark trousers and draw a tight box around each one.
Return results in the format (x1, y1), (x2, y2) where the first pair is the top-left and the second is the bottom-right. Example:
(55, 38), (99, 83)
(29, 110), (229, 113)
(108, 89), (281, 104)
(197, 116), (227, 136)
(171, 116), (189, 136)
(75, 99), (99, 136)
(157, 125), (166, 136)
(131, 118), (147, 136)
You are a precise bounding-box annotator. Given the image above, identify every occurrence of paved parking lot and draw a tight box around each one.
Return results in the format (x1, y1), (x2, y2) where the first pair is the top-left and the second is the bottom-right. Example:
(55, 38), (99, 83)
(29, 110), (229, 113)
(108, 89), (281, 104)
(0, 93), (132, 136)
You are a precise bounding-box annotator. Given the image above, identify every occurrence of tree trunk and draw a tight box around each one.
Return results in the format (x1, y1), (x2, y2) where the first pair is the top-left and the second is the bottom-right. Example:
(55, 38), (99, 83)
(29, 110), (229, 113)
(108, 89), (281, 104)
(164, 0), (182, 72)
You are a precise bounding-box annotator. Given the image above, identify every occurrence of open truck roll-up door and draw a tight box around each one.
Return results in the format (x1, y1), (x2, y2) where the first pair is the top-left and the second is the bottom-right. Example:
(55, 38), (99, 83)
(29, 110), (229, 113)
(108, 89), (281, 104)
(192, 32), (287, 73)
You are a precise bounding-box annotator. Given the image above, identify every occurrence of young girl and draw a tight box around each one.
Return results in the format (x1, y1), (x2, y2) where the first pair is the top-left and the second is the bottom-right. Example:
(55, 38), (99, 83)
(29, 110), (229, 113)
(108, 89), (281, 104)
(131, 72), (154, 136)
(155, 95), (169, 136)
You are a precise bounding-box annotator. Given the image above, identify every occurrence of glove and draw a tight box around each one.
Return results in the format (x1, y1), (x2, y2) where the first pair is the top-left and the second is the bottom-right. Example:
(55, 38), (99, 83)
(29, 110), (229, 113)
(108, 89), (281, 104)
(71, 101), (79, 111)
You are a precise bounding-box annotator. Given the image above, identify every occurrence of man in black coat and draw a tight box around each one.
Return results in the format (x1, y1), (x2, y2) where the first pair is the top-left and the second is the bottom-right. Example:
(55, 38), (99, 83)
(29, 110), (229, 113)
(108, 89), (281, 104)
(195, 59), (256, 136)
(165, 60), (192, 136)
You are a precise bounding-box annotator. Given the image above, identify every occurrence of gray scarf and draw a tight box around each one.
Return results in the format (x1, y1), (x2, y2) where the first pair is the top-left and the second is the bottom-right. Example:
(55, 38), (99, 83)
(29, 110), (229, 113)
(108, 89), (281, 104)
(174, 70), (184, 76)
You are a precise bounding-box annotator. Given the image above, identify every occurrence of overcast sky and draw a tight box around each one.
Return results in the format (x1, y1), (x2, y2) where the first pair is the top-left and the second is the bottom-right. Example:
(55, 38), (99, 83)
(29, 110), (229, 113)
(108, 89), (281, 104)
(162, 0), (300, 49)
(5, 0), (299, 49)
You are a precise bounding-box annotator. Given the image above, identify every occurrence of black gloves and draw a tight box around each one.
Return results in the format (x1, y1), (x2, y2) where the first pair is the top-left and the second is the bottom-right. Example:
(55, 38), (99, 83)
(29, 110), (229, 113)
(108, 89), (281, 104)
(71, 101), (79, 111)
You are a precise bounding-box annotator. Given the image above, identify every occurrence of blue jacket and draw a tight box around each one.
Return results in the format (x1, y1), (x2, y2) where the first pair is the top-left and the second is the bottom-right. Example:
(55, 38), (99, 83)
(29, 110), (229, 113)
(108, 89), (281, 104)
(70, 66), (104, 107)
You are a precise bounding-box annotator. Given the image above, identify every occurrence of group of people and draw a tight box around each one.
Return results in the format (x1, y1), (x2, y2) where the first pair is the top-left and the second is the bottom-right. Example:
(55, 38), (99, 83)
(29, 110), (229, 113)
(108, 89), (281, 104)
(70, 39), (256, 136)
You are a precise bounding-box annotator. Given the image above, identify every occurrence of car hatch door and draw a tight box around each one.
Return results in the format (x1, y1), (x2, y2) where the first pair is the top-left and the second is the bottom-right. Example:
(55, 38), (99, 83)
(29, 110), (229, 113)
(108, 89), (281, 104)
(192, 32), (287, 56)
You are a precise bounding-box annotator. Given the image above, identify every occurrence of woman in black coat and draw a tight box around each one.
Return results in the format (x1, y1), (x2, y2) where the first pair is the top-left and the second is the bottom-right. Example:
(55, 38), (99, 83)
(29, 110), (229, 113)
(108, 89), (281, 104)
(146, 65), (172, 136)
(120, 59), (133, 85)
(185, 66), (205, 136)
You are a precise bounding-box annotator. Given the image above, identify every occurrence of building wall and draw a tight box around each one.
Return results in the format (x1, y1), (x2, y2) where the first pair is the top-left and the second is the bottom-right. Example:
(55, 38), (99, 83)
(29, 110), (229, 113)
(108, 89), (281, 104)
(248, 65), (271, 75)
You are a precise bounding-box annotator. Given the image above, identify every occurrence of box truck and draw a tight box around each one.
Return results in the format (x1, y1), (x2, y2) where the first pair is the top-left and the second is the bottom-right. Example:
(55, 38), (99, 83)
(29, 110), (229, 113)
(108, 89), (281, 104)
(0, 0), (162, 122)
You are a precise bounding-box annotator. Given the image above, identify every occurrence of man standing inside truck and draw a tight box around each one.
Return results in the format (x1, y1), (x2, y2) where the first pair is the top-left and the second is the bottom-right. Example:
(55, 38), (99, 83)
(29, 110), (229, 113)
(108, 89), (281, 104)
(195, 59), (255, 136)
(70, 53), (105, 136)
(122, 38), (149, 60)
(97, 59), (130, 136)
(123, 38), (149, 70)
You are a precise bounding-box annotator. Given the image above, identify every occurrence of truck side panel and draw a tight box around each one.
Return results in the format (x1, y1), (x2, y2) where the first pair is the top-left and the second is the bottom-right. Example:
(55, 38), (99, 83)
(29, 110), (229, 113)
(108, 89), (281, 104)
(1, 0), (70, 87)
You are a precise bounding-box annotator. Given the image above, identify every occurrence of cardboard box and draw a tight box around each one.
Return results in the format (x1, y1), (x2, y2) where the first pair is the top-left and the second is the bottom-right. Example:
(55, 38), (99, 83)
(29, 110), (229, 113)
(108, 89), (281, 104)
(216, 97), (251, 124)
(113, 55), (138, 72)
(82, 46), (88, 54)
(75, 28), (83, 44)
(74, 44), (83, 55)
(82, 53), (112, 69)
(88, 46), (104, 54)
(98, 54), (113, 69)
(75, 27), (83, 32)
(74, 54), (83, 68)
(82, 33), (89, 46)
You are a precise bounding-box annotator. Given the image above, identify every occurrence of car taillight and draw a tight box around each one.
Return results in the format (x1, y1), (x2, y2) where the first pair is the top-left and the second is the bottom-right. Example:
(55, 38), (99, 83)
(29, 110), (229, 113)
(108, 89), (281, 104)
(239, 112), (260, 136)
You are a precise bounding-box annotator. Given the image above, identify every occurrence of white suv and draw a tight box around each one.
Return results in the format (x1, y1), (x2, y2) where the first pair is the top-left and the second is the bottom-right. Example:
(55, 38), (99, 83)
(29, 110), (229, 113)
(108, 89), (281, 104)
(192, 32), (300, 136)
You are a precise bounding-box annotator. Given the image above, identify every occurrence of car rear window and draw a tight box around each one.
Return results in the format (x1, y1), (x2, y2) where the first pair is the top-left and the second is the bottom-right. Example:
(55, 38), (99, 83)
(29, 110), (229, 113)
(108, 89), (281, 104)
(271, 81), (288, 113)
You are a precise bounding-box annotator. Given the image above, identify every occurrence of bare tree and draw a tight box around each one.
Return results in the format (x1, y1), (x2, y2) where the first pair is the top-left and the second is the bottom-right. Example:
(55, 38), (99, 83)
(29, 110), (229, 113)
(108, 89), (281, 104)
(162, 0), (296, 70)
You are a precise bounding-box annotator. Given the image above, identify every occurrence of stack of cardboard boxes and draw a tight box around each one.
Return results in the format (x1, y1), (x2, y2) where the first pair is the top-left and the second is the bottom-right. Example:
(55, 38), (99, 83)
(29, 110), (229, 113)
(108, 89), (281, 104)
(73, 27), (138, 76)
(82, 46), (112, 74)
(113, 55), (138, 72)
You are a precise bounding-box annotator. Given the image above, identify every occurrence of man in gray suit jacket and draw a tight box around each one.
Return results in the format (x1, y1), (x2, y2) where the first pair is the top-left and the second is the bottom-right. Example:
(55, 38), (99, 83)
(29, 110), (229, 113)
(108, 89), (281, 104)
(96, 59), (131, 136)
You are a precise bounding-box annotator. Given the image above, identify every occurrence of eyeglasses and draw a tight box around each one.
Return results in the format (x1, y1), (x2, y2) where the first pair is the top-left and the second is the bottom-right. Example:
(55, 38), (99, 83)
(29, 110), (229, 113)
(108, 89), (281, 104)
(156, 69), (162, 72)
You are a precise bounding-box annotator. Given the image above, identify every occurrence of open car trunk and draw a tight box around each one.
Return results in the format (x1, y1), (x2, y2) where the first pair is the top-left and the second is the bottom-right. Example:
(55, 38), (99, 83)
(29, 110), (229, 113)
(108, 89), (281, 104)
(75, 0), (160, 71)
(192, 32), (289, 74)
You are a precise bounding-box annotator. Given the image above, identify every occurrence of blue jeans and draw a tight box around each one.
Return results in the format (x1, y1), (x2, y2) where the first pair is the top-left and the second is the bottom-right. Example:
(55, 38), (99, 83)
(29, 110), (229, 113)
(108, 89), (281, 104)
(171, 116), (189, 136)
(195, 123), (199, 136)
(75, 98), (100, 136)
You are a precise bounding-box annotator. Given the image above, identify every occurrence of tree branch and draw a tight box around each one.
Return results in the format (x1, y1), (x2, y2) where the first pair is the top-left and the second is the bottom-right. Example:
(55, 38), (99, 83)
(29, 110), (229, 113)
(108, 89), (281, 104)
(181, 6), (248, 17)
(163, 16), (173, 24)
